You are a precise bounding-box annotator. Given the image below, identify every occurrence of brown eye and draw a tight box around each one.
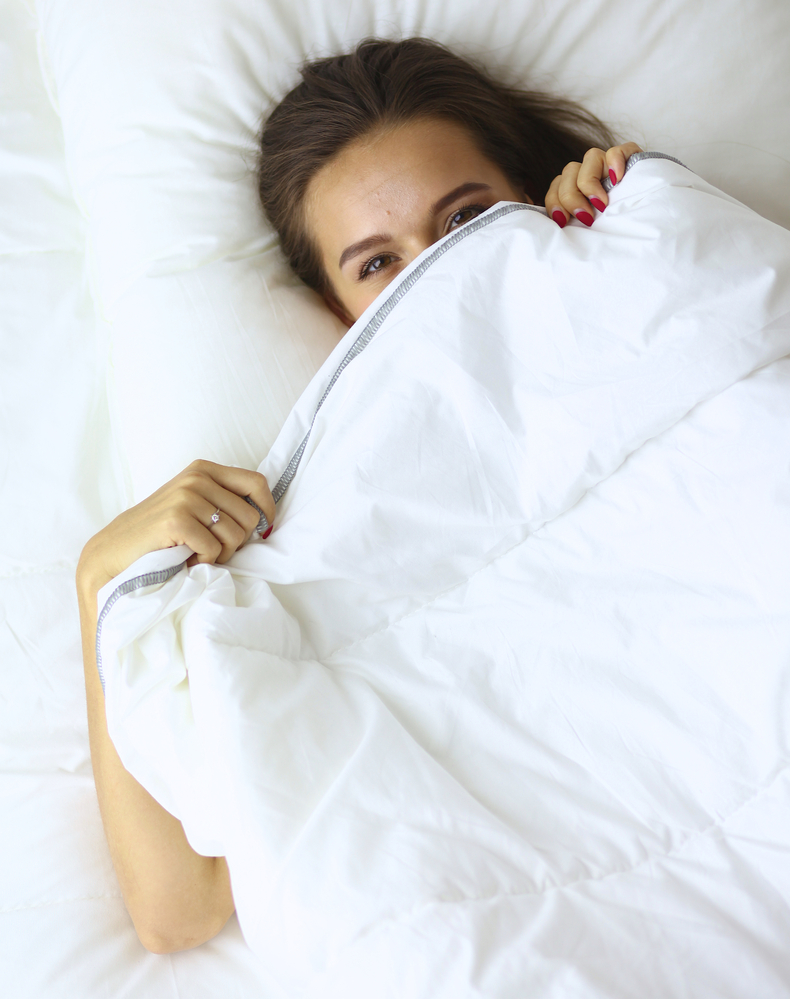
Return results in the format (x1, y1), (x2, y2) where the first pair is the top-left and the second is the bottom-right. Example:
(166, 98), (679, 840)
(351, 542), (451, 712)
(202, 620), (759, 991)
(359, 253), (396, 280)
(448, 204), (485, 231)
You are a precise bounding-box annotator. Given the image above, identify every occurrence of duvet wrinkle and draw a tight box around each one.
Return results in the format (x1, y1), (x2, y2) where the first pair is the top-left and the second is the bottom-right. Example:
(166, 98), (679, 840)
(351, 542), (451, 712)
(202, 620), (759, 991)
(98, 156), (790, 990)
(336, 761), (790, 947)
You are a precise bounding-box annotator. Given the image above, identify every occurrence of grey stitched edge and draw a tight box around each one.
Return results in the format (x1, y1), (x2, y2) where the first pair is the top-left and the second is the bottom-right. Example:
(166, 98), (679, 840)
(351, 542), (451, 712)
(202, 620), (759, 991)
(601, 150), (690, 193)
(95, 562), (187, 693)
(244, 494), (269, 535)
(271, 201), (541, 503)
(272, 152), (689, 504)
(95, 151), (688, 690)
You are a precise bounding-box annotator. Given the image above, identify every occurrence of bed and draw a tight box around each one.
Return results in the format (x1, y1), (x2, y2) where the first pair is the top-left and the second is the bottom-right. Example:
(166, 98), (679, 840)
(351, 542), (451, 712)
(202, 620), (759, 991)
(2, 0), (789, 997)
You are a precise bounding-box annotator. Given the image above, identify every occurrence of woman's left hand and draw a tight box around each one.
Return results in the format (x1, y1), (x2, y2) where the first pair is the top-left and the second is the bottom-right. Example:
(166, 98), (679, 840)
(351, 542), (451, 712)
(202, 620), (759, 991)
(545, 142), (643, 228)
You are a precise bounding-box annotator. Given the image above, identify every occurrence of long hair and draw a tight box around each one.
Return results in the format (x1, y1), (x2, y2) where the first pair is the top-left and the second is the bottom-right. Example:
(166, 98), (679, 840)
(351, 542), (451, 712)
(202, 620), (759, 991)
(258, 37), (618, 296)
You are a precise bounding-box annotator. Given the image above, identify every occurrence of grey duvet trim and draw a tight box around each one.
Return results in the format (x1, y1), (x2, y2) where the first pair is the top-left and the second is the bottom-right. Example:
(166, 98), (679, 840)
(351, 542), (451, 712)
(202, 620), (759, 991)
(272, 200), (542, 504)
(603, 150), (690, 191)
(271, 153), (689, 505)
(244, 494), (269, 536)
(95, 562), (187, 693)
(95, 152), (688, 691)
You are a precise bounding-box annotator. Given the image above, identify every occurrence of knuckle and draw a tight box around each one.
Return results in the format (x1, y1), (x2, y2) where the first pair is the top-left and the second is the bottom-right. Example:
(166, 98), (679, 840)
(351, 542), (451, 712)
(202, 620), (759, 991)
(173, 499), (197, 525)
(559, 191), (583, 209)
(181, 469), (205, 489)
(579, 180), (603, 197)
(162, 511), (186, 536)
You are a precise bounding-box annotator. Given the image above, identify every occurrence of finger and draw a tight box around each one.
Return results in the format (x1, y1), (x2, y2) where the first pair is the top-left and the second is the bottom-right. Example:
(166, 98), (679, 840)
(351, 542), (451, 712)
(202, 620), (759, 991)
(556, 161), (596, 227)
(157, 489), (246, 564)
(576, 147), (610, 212)
(243, 495), (273, 538)
(188, 524), (222, 565)
(544, 174), (568, 228)
(176, 462), (273, 541)
(605, 142), (644, 186)
(173, 511), (223, 565)
(175, 466), (260, 541)
(204, 485), (263, 542)
(186, 460), (276, 533)
(193, 495), (247, 563)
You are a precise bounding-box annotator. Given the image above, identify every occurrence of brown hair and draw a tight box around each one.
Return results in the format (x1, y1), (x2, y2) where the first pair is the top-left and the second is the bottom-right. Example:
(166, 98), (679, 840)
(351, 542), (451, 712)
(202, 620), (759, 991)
(258, 37), (618, 296)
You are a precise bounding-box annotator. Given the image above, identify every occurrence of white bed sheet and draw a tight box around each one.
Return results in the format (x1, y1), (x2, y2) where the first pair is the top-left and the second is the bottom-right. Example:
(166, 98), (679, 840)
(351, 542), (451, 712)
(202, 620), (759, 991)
(1, 0), (789, 996)
(33, 0), (790, 503)
(0, 2), (281, 996)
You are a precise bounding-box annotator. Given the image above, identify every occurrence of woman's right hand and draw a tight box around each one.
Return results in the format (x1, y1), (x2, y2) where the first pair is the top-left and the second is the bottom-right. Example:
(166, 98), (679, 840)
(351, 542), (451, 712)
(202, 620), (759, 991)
(76, 459), (262, 952)
(77, 460), (275, 596)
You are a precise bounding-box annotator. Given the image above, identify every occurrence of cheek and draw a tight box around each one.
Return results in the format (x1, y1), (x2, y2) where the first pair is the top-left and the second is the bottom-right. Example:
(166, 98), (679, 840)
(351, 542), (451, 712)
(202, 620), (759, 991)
(348, 288), (378, 324)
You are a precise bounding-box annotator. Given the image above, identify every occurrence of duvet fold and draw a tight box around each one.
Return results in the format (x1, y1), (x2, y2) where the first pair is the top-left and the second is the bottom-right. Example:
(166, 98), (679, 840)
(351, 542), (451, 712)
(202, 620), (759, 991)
(97, 156), (790, 998)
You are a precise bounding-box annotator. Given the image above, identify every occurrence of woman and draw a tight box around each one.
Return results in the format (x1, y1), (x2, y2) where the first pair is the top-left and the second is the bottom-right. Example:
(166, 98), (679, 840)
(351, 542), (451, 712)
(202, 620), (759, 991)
(77, 37), (643, 952)
(259, 37), (642, 325)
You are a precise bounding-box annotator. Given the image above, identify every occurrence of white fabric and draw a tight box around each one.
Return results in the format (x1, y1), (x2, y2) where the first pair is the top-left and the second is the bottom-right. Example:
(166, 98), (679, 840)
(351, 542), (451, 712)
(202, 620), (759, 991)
(99, 158), (790, 997)
(34, 0), (790, 502)
(5, 0), (790, 995)
(0, 3), (278, 996)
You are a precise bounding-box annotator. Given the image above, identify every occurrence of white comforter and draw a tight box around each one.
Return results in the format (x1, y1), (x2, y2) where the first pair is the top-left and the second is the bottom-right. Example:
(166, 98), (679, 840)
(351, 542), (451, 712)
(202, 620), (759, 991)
(98, 156), (790, 998)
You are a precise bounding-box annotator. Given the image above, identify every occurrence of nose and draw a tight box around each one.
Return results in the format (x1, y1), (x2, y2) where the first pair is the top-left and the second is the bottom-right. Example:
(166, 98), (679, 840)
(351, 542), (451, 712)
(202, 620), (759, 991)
(408, 228), (440, 262)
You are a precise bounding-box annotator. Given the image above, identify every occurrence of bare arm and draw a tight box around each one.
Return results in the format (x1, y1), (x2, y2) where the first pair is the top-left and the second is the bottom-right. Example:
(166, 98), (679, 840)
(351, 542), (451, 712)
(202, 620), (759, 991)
(77, 461), (275, 953)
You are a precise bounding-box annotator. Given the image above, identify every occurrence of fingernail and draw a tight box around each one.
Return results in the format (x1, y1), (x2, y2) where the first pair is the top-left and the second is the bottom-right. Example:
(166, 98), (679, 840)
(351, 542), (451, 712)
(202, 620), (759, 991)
(590, 197), (606, 213)
(575, 211), (594, 227)
(609, 169), (617, 186)
(552, 210), (566, 228)
(262, 526), (273, 539)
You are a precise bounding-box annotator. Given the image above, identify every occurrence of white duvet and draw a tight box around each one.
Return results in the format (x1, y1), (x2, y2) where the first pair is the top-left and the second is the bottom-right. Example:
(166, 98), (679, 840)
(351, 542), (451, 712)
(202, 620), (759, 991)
(97, 155), (790, 998)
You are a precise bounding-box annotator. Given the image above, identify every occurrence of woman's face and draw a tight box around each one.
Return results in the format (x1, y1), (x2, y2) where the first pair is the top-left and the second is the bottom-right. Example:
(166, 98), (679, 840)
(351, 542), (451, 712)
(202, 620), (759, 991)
(305, 117), (531, 325)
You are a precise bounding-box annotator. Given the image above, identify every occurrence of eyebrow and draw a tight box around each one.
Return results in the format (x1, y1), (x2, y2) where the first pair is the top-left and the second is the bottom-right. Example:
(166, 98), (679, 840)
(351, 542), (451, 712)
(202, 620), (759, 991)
(430, 181), (492, 217)
(339, 233), (393, 271)
(337, 181), (493, 272)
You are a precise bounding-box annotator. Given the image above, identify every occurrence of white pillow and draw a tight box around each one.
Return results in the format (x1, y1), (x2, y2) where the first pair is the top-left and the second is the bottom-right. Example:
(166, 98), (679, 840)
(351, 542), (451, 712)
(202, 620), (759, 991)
(36, 0), (790, 501)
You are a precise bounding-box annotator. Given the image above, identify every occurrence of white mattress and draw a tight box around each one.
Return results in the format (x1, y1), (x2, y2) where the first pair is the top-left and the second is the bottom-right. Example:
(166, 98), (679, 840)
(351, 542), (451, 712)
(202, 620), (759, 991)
(1, 0), (789, 996)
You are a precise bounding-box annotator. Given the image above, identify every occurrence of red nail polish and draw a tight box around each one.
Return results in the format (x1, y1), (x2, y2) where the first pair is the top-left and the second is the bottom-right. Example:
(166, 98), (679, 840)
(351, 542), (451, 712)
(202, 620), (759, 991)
(552, 210), (566, 228)
(576, 211), (594, 227)
(262, 526), (273, 539)
(590, 198), (606, 213)
(609, 169), (617, 186)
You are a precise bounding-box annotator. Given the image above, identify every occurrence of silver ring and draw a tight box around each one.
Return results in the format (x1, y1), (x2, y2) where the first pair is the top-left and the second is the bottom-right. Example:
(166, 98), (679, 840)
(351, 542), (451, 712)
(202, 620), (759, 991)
(210, 507), (220, 526)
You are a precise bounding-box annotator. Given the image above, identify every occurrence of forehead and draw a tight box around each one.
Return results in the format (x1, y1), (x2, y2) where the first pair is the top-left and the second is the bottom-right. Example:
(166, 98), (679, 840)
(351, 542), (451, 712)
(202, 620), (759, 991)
(304, 118), (498, 248)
